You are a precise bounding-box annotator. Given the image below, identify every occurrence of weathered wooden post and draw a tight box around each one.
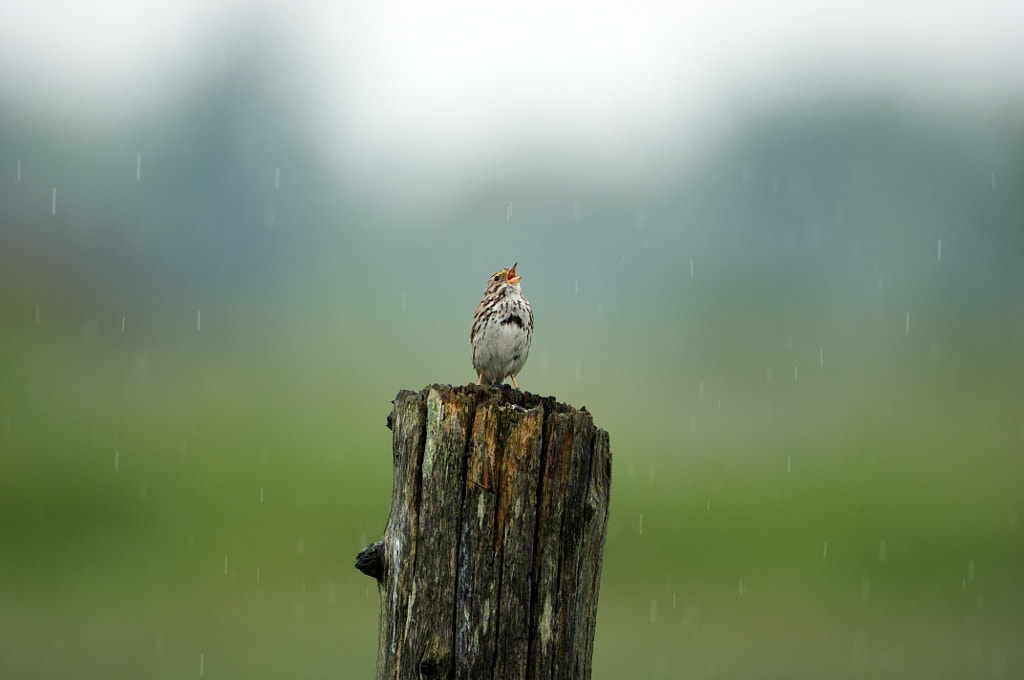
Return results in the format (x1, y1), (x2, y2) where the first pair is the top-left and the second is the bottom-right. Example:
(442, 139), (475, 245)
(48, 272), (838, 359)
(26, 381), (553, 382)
(355, 384), (611, 680)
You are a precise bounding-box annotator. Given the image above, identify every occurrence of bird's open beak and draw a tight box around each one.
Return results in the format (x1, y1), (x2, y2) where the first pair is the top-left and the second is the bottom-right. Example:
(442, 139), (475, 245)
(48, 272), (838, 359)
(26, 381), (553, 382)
(506, 262), (521, 284)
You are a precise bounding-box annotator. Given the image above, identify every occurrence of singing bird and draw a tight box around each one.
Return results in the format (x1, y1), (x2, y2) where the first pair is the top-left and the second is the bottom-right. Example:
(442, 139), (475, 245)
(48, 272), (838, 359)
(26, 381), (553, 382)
(470, 263), (533, 388)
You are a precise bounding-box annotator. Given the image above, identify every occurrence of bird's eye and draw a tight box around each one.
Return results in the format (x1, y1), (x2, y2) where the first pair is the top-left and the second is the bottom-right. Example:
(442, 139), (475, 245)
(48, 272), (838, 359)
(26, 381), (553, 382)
(493, 274), (501, 281)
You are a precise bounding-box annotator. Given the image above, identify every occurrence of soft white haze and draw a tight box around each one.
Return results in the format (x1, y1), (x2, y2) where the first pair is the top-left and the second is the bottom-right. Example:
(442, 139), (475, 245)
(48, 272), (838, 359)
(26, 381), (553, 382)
(2, 0), (1022, 178)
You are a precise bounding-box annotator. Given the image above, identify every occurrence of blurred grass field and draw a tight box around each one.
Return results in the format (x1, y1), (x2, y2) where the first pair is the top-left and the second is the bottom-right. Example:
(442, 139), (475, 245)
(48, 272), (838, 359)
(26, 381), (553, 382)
(2, 274), (1021, 678)
(2, 86), (1023, 678)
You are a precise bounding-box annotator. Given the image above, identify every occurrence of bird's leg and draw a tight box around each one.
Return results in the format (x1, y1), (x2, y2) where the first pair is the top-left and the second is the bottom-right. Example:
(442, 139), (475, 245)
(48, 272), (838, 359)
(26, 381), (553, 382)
(510, 375), (519, 389)
(478, 374), (484, 385)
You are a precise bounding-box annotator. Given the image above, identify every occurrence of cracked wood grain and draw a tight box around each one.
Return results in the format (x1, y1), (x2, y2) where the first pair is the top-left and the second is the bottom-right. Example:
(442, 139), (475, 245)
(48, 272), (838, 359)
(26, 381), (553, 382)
(358, 384), (611, 680)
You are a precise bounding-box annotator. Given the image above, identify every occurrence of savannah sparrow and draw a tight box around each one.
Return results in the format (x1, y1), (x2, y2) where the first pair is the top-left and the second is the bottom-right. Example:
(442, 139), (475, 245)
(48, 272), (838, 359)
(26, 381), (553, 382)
(470, 263), (533, 388)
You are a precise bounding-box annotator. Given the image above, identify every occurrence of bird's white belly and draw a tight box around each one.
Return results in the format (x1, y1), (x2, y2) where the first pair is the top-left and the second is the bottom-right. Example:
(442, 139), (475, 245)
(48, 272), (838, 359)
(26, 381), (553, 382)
(473, 322), (530, 380)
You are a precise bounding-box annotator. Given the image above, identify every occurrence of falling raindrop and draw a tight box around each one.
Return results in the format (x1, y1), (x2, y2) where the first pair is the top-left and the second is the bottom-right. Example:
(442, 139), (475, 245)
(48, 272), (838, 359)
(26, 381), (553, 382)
(275, 168), (281, 189)
(17, 159), (22, 182)
(224, 556), (228, 574)
(649, 600), (657, 624)
(819, 348), (824, 367)
(260, 488), (264, 503)
(968, 559), (975, 582)
(257, 566), (261, 582)
(197, 310), (202, 331)
(51, 188), (57, 215)
(689, 258), (694, 277)
(905, 313), (910, 334)
(506, 200), (512, 221)
(765, 365), (773, 382)
(638, 514), (644, 535)
(794, 365), (798, 381)
(199, 653), (205, 676)
(121, 316), (126, 334)
(738, 579), (744, 596)
(823, 542), (828, 559)
(574, 279), (579, 294)
(673, 593), (677, 608)
(937, 238), (942, 262)
(136, 154), (142, 181)
(706, 499), (710, 511)
(297, 536), (305, 556)
(648, 466), (654, 484)
(114, 449), (120, 471)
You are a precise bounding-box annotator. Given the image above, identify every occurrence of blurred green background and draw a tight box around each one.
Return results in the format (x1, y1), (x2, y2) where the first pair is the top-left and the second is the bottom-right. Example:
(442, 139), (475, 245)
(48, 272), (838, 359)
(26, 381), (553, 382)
(2, 3), (1023, 679)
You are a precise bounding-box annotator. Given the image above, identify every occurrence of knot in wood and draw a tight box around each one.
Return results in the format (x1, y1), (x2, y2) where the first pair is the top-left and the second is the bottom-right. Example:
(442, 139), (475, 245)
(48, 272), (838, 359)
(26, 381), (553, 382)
(354, 542), (383, 580)
(418, 653), (448, 678)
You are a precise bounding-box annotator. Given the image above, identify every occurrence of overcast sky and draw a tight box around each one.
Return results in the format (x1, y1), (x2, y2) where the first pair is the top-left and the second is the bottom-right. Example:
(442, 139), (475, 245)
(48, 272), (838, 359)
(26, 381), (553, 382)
(3, 0), (1022, 177)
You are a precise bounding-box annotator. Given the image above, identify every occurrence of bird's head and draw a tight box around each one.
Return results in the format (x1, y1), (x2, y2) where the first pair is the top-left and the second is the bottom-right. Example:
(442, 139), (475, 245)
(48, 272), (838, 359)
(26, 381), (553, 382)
(485, 263), (522, 293)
